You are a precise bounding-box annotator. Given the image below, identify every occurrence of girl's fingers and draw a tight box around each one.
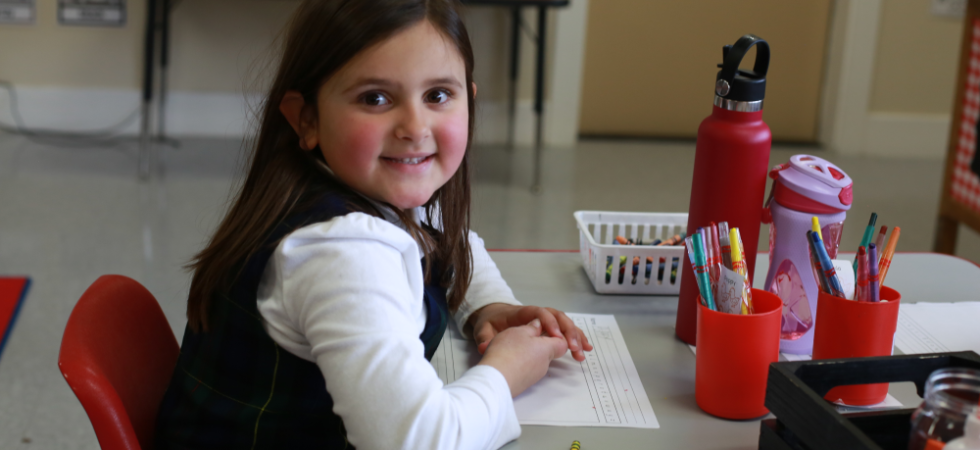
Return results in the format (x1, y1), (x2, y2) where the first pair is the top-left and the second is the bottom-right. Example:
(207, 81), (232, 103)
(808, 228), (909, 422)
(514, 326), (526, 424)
(544, 335), (569, 359)
(477, 341), (491, 354)
(534, 309), (564, 339)
(579, 328), (593, 351)
(548, 308), (588, 359)
(474, 321), (498, 354)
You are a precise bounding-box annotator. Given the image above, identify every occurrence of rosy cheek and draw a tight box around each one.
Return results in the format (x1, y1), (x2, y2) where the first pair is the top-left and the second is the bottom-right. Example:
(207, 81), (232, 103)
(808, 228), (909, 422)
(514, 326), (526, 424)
(434, 113), (469, 166)
(330, 116), (385, 168)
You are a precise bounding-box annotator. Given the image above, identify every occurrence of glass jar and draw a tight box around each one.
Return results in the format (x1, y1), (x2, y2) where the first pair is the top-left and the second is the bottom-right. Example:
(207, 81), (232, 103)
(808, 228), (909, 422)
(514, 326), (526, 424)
(909, 368), (980, 450)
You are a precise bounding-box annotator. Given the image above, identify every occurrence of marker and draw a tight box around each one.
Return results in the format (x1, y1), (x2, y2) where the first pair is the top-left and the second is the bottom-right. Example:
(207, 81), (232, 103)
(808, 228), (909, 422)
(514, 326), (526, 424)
(729, 227), (753, 314)
(807, 231), (831, 294)
(812, 232), (845, 298)
(855, 246), (869, 302)
(874, 226), (888, 261)
(690, 232), (716, 311)
(706, 223), (721, 296)
(854, 212), (877, 275)
(878, 226), (901, 287)
(719, 222), (733, 270)
(709, 222), (722, 268)
(811, 216), (823, 240)
(868, 243), (880, 302)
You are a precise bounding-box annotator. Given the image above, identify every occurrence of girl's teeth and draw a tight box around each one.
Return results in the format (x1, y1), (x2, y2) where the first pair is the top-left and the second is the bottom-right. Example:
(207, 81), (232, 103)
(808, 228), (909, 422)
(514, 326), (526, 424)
(393, 157), (426, 164)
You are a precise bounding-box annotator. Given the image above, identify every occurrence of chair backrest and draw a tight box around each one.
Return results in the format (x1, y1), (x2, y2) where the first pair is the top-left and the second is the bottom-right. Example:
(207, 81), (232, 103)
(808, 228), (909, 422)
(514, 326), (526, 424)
(58, 275), (180, 450)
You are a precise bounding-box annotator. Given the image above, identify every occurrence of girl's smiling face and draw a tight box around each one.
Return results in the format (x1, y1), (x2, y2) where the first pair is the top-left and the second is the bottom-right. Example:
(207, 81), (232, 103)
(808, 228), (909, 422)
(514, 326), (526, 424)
(304, 19), (470, 210)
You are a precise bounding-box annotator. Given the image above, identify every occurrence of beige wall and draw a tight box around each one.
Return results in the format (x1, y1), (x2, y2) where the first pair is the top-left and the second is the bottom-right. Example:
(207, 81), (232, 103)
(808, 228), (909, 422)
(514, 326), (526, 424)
(579, 0), (833, 142)
(0, 0), (300, 91)
(0, 0), (524, 102)
(869, 0), (963, 114)
(0, 0), (147, 88)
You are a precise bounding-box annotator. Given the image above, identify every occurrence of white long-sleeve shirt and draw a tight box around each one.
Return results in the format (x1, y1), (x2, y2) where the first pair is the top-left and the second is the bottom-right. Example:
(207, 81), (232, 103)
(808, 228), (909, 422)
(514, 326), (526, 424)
(256, 211), (523, 450)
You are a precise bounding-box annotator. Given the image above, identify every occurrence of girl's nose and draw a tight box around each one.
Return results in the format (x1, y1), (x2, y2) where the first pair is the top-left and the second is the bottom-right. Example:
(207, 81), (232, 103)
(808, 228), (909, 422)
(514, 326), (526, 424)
(394, 103), (430, 143)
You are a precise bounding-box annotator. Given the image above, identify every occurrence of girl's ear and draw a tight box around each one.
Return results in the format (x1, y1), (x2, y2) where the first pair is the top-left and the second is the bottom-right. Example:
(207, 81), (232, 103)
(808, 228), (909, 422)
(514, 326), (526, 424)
(471, 82), (478, 99)
(279, 90), (319, 151)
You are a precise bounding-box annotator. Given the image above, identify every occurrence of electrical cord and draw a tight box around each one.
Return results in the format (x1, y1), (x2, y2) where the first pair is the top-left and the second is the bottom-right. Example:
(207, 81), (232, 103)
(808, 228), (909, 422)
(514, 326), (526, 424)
(0, 80), (142, 141)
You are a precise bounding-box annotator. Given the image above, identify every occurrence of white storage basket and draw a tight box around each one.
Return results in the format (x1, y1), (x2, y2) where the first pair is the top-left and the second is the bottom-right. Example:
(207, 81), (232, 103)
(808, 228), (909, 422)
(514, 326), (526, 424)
(575, 211), (688, 295)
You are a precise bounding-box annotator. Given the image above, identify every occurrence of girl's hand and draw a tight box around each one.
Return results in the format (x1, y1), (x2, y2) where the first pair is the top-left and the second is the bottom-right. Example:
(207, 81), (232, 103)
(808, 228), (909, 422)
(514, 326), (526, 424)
(477, 319), (569, 397)
(468, 304), (593, 361)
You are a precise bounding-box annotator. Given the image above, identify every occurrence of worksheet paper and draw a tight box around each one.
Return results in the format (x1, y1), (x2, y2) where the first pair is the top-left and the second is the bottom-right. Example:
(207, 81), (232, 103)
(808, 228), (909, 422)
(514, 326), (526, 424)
(430, 313), (659, 429)
(895, 302), (980, 355)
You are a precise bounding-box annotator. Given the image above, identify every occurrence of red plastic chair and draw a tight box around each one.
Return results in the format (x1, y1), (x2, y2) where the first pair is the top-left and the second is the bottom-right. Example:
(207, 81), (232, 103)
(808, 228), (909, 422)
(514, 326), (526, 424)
(58, 275), (180, 450)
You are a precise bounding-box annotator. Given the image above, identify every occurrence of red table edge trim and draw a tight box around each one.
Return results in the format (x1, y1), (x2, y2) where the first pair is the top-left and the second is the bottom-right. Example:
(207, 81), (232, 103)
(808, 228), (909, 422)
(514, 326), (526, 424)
(486, 250), (980, 269)
(0, 277), (31, 359)
(486, 249), (578, 253)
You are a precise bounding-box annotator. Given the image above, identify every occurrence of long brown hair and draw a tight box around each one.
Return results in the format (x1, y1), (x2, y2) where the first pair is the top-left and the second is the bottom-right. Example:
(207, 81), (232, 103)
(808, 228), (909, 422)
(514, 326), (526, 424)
(186, 0), (475, 332)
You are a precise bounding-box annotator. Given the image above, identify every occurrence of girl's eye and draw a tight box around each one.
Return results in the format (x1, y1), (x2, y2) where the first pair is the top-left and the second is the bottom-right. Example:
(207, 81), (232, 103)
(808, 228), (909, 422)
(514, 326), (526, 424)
(362, 92), (391, 106)
(426, 89), (451, 104)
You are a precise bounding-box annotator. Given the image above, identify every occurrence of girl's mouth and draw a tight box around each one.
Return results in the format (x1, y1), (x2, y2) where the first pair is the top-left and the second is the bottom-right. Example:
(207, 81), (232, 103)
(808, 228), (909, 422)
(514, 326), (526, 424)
(383, 155), (434, 165)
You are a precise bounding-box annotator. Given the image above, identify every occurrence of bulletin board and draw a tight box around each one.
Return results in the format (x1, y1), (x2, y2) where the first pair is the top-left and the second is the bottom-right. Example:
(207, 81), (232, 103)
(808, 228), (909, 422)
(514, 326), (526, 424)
(935, 0), (980, 253)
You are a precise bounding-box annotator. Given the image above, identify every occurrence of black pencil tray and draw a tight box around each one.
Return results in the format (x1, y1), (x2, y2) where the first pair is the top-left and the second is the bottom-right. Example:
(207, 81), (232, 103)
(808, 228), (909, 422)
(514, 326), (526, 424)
(759, 351), (980, 450)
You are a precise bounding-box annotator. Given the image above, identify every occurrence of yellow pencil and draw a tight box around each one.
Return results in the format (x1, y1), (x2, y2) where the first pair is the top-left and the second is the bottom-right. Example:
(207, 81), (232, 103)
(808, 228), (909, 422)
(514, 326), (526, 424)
(878, 226), (900, 287)
(811, 216), (823, 240)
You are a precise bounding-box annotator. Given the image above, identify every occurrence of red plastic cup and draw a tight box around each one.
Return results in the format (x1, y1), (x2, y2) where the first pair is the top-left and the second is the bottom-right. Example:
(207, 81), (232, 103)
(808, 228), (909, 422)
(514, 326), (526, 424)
(695, 289), (782, 419)
(811, 286), (902, 406)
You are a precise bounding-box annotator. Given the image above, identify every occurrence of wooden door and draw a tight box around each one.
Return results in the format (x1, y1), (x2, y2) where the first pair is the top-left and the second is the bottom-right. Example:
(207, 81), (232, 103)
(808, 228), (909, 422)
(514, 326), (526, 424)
(579, 0), (833, 141)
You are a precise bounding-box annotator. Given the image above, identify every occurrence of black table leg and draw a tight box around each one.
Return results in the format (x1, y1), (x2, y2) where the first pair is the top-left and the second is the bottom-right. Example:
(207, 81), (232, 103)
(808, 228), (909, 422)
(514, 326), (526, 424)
(507, 6), (520, 151)
(139, 0), (158, 179)
(158, 0), (170, 142)
(532, 5), (546, 191)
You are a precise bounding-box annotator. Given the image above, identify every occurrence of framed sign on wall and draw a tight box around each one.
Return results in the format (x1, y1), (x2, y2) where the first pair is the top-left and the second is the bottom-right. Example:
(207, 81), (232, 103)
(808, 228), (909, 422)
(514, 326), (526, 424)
(58, 0), (125, 27)
(0, 0), (34, 25)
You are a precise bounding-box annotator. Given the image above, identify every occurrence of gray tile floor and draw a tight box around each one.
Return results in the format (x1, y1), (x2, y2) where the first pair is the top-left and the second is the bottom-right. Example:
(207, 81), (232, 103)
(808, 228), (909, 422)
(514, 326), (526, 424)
(0, 135), (975, 448)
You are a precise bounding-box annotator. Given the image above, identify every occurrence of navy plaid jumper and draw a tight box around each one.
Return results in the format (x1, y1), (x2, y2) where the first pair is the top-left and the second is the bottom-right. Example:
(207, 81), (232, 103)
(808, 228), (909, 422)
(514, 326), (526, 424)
(155, 195), (450, 449)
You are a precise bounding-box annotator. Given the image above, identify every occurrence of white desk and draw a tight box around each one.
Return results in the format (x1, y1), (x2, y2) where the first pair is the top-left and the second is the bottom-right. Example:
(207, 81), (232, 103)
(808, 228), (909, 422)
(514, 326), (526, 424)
(487, 251), (980, 449)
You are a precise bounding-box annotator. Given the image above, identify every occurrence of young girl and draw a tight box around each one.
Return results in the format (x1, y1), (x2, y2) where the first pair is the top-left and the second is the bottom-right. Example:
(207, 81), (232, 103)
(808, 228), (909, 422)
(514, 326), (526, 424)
(154, 1), (592, 449)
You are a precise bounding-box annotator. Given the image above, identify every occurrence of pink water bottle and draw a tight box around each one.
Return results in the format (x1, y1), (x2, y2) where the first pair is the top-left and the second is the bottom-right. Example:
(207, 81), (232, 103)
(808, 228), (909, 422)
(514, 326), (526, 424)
(763, 155), (852, 355)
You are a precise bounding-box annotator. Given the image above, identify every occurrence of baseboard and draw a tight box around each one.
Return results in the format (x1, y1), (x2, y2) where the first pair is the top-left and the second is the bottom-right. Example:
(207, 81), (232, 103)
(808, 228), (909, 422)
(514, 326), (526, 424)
(864, 112), (951, 158)
(0, 86), (566, 146)
(0, 86), (261, 138)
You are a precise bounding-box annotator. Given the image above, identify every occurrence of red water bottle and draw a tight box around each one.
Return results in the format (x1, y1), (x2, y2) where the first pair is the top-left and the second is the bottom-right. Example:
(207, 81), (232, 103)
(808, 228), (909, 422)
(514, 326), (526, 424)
(676, 35), (772, 345)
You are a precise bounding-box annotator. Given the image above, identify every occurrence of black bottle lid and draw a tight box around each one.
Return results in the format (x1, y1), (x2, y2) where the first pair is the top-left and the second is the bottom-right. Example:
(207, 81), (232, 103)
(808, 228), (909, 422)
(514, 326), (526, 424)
(714, 34), (769, 102)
